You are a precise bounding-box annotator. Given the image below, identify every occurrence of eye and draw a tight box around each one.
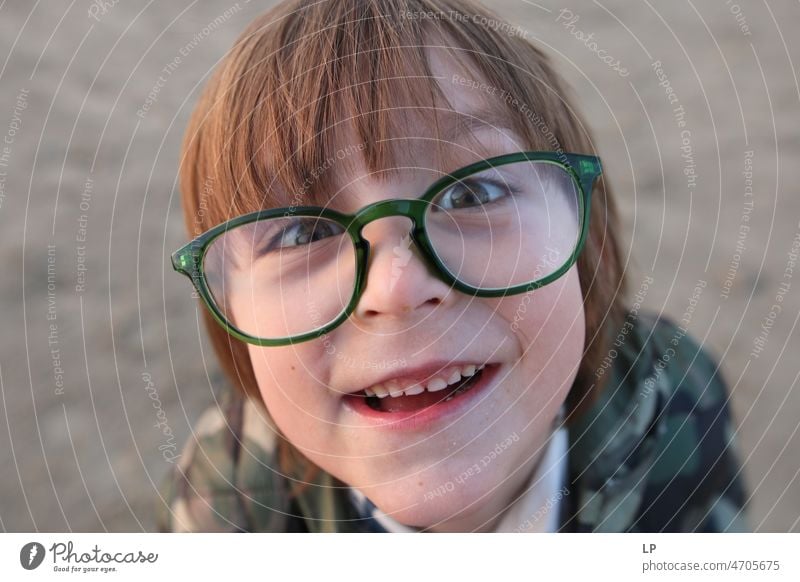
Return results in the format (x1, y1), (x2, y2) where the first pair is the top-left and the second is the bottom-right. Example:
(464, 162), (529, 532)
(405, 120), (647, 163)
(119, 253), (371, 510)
(262, 218), (344, 253)
(432, 177), (516, 211)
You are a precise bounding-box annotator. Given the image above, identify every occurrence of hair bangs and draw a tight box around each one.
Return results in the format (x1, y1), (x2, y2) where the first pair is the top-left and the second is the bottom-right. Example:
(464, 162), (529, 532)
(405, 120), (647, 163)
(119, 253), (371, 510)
(214, 0), (566, 217)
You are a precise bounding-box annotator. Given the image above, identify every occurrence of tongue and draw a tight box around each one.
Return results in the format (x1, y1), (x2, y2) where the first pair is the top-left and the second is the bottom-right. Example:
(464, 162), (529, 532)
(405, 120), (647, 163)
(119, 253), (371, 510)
(379, 387), (454, 413)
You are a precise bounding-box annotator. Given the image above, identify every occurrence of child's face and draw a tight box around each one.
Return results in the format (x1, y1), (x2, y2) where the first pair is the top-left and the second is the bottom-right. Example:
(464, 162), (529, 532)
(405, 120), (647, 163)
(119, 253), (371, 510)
(245, 51), (586, 531)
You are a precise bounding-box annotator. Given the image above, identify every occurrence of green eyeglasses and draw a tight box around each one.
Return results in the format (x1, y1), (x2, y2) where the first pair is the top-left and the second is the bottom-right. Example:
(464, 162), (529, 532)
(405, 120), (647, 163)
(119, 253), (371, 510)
(171, 151), (601, 346)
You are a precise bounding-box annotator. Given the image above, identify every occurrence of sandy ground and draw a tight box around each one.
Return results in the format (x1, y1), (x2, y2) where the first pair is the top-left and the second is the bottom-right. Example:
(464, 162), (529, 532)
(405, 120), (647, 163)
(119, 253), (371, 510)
(0, 0), (798, 532)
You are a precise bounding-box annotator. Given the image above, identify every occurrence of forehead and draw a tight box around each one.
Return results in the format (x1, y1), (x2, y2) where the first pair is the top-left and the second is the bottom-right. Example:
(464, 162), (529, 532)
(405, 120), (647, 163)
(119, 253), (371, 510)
(392, 47), (528, 153)
(315, 50), (528, 208)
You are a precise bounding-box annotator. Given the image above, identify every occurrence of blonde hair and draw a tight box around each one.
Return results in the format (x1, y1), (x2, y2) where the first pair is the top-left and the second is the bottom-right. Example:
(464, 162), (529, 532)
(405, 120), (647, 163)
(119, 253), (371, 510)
(178, 0), (628, 495)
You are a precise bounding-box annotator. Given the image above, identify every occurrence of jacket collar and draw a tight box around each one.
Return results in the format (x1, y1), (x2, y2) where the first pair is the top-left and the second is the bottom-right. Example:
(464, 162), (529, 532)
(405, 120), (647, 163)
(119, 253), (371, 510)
(564, 312), (669, 532)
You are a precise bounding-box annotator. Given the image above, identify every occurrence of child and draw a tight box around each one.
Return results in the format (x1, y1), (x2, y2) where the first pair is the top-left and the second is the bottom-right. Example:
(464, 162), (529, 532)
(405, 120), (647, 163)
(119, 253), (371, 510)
(157, 0), (747, 532)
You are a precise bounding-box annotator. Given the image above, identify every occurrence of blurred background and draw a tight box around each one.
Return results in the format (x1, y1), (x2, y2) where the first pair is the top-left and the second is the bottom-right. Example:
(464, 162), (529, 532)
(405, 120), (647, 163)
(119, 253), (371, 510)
(0, 0), (797, 531)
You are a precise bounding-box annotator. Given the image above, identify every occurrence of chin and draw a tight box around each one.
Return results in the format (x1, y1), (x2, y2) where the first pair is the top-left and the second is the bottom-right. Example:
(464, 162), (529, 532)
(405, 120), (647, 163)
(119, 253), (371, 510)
(362, 472), (493, 530)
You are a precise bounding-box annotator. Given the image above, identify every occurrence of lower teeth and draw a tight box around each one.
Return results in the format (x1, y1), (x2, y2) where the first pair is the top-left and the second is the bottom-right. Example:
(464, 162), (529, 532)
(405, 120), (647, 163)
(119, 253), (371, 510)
(443, 372), (480, 401)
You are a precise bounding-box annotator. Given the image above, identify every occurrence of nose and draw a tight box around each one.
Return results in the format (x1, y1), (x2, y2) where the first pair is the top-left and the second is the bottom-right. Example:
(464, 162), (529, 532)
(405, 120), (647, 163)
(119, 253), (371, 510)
(353, 216), (452, 320)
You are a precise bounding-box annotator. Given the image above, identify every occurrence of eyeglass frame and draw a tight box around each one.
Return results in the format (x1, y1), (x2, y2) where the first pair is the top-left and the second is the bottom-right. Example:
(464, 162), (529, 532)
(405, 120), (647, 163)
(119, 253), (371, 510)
(171, 150), (601, 347)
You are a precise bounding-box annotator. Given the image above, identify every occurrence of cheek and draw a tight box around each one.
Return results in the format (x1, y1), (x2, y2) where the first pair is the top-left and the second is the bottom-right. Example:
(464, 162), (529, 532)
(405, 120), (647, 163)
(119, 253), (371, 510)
(246, 343), (337, 449)
(495, 265), (585, 398)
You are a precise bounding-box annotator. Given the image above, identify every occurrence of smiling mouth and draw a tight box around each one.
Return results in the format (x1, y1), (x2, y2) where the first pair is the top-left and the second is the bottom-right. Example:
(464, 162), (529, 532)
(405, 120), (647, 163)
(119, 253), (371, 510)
(353, 365), (489, 413)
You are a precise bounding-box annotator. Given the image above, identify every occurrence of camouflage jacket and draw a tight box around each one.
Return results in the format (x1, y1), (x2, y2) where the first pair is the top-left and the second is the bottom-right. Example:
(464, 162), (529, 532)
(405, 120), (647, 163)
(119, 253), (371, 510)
(155, 310), (748, 532)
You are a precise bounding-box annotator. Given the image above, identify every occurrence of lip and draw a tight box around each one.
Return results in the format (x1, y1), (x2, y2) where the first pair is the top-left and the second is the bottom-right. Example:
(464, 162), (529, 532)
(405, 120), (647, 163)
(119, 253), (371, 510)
(343, 359), (496, 396)
(342, 363), (502, 431)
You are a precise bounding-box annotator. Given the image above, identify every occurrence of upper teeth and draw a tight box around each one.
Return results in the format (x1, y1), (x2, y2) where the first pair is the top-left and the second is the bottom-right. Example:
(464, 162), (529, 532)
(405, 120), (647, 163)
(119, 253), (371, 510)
(363, 364), (485, 399)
